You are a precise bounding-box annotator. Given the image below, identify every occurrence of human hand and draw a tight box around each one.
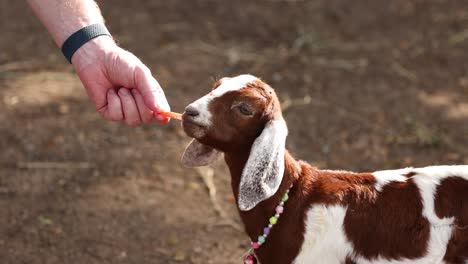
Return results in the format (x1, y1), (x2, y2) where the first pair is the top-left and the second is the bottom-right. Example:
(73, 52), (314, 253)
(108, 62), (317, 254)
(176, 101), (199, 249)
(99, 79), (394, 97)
(71, 36), (170, 125)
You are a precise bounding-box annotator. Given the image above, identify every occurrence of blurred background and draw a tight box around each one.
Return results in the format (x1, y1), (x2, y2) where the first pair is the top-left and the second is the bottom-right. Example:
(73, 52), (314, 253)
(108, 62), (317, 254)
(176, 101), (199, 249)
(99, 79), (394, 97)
(1, 0), (467, 263)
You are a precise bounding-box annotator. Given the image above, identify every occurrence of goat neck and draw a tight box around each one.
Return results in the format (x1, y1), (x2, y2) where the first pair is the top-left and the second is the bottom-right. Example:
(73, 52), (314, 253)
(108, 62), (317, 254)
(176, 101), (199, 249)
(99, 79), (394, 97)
(224, 149), (310, 263)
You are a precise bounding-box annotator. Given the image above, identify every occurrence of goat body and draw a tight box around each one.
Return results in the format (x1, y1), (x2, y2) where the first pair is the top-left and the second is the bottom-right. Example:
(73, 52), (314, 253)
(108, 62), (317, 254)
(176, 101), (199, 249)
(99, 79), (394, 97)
(181, 75), (468, 264)
(226, 151), (468, 263)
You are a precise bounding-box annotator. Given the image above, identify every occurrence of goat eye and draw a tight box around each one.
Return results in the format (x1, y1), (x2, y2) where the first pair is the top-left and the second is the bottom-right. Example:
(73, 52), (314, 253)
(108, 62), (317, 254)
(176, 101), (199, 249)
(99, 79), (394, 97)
(238, 104), (253, 116)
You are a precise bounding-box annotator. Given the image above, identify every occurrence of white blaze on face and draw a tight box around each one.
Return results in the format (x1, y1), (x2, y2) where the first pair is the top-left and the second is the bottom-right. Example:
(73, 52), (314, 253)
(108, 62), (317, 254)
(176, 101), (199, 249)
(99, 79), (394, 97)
(186, 74), (259, 127)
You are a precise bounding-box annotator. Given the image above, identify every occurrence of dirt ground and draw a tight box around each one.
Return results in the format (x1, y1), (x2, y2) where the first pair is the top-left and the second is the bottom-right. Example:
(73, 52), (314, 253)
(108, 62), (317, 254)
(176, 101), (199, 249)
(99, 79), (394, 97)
(0, 1), (467, 263)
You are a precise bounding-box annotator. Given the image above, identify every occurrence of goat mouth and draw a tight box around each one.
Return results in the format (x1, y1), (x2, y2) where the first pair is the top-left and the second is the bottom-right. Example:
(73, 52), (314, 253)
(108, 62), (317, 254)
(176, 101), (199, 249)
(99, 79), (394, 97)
(182, 119), (207, 139)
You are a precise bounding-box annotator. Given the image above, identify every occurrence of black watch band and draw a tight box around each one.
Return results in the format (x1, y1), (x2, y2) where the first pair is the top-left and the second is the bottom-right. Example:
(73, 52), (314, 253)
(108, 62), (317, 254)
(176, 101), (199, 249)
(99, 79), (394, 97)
(61, 24), (111, 63)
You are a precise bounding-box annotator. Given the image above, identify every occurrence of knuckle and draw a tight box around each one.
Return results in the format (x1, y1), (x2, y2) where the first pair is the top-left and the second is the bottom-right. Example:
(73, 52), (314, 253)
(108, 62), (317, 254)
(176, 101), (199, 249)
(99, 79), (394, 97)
(135, 64), (149, 77)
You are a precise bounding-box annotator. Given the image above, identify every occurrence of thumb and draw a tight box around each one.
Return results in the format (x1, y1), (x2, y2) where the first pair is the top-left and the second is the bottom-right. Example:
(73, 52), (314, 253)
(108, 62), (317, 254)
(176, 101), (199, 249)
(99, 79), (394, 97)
(134, 65), (170, 113)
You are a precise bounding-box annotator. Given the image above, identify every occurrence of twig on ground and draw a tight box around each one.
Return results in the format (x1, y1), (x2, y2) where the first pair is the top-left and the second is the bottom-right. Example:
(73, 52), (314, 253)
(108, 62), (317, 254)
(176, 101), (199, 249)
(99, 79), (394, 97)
(281, 95), (312, 111)
(0, 60), (41, 73)
(449, 28), (468, 45)
(195, 167), (243, 232)
(158, 22), (190, 32)
(17, 162), (94, 169)
(391, 62), (418, 82)
(312, 57), (368, 70)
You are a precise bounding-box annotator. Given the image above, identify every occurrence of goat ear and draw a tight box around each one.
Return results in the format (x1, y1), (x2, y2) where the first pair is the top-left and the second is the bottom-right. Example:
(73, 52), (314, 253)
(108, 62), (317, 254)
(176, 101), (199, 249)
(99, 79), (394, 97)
(238, 119), (288, 211)
(181, 139), (221, 167)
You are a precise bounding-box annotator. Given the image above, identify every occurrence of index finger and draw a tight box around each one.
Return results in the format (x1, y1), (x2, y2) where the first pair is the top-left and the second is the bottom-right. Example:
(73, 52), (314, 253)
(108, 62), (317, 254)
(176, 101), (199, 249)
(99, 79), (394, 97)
(134, 66), (170, 113)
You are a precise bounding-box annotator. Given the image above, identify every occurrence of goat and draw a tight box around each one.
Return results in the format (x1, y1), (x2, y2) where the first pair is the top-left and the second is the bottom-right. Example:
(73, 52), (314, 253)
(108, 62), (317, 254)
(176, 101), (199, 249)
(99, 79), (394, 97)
(180, 74), (468, 264)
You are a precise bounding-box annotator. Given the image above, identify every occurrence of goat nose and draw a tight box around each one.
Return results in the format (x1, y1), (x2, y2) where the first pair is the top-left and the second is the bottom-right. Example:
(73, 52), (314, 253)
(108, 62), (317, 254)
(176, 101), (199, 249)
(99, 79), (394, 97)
(184, 105), (199, 117)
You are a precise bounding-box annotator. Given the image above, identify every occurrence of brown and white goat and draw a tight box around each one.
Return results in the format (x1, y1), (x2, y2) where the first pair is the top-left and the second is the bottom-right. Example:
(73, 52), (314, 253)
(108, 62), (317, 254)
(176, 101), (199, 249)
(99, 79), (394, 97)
(181, 75), (468, 264)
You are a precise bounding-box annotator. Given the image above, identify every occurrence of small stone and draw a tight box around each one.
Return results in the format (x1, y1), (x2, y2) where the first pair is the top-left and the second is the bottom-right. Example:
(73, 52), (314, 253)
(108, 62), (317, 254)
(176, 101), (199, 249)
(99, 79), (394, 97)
(193, 246), (202, 253)
(282, 193), (289, 202)
(263, 227), (271, 235)
(173, 250), (186, 261)
(58, 104), (69, 114)
(117, 251), (127, 259)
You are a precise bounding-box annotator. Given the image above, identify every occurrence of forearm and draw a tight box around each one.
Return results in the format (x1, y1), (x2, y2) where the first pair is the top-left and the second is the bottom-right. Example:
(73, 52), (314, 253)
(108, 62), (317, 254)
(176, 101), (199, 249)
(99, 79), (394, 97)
(27, 0), (116, 69)
(26, 0), (106, 47)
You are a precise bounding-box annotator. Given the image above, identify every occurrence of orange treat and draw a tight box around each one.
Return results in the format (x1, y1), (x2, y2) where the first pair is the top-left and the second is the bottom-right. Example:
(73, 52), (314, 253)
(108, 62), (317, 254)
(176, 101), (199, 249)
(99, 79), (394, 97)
(160, 111), (182, 120)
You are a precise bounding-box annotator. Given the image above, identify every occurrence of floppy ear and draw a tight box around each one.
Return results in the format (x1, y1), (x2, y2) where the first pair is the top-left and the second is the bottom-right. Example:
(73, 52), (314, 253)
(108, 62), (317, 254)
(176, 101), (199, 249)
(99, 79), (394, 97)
(181, 139), (221, 167)
(238, 119), (288, 211)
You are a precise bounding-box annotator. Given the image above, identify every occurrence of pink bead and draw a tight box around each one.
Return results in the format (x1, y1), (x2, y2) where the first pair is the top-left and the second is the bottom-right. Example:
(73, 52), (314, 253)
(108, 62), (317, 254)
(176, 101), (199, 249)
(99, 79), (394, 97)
(245, 254), (258, 264)
(275, 205), (284, 214)
(252, 242), (260, 249)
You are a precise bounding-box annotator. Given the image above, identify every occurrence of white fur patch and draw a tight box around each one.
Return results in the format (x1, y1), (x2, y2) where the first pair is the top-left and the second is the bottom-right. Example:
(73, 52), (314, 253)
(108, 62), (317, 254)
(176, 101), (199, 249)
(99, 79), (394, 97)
(294, 204), (354, 264)
(185, 74), (258, 127)
(411, 165), (468, 226)
(238, 119), (288, 211)
(372, 168), (411, 191)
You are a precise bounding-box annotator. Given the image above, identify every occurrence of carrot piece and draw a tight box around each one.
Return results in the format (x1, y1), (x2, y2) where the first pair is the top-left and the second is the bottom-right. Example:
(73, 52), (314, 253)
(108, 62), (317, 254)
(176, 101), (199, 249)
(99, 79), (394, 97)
(160, 111), (182, 120)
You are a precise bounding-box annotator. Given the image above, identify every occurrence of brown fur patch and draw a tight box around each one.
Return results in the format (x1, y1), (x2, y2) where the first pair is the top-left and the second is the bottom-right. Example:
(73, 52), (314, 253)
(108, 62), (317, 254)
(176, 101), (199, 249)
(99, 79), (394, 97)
(346, 256), (357, 264)
(435, 177), (468, 263)
(311, 170), (377, 204)
(202, 79), (280, 152)
(404, 171), (417, 177)
(344, 178), (430, 260)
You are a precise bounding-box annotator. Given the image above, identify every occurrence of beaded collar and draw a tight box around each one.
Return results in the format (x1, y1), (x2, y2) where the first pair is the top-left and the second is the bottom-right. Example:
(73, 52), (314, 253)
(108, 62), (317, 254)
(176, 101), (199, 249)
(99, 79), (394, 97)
(243, 185), (293, 264)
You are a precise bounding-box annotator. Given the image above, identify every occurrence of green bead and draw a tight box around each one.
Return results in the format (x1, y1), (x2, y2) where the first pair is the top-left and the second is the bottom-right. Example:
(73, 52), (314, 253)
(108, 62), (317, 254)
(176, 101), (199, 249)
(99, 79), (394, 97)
(282, 193), (289, 202)
(258, 235), (266, 244)
(269, 216), (278, 225)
